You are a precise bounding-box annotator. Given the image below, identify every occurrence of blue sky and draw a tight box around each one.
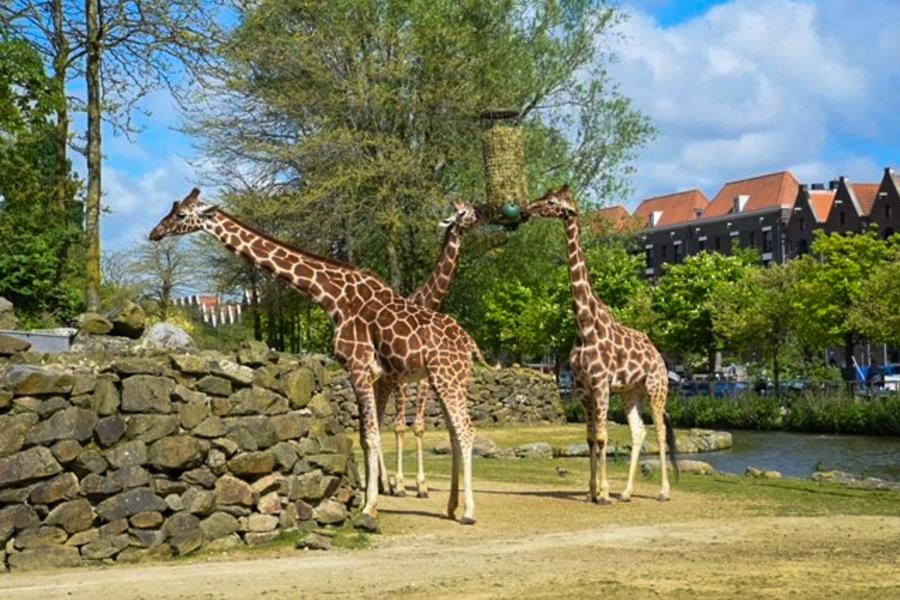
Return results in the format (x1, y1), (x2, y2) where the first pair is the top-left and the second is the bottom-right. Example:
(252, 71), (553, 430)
(95, 0), (900, 252)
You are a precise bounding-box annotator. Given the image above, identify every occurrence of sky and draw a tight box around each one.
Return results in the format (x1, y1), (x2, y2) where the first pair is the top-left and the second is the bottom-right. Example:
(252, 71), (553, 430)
(94, 0), (900, 252)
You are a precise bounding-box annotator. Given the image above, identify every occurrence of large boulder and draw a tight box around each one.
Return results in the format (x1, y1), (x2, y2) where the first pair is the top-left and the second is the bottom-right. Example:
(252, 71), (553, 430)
(96, 487), (167, 521)
(109, 302), (146, 338)
(7, 546), (81, 571)
(0, 296), (19, 330)
(4, 365), (74, 396)
(121, 375), (174, 413)
(136, 322), (197, 352)
(78, 312), (113, 335)
(45, 498), (94, 533)
(148, 435), (203, 470)
(25, 407), (98, 445)
(0, 447), (63, 487)
(0, 333), (30, 356)
(0, 413), (39, 458)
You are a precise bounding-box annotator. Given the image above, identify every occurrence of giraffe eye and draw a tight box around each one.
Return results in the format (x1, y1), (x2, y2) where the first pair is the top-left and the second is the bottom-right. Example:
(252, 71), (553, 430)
(176, 211), (188, 219)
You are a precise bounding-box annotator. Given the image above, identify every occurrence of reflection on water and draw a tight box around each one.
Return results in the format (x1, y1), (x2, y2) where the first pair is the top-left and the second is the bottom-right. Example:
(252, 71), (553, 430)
(696, 430), (900, 481)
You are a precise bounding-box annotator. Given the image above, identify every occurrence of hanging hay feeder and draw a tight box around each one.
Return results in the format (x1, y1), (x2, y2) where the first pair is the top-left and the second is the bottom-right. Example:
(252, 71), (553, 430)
(480, 109), (527, 228)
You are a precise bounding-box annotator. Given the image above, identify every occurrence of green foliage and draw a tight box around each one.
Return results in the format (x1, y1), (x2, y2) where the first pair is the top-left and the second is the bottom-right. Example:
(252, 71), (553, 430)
(848, 238), (900, 346)
(652, 251), (754, 372)
(787, 394), (900, 436)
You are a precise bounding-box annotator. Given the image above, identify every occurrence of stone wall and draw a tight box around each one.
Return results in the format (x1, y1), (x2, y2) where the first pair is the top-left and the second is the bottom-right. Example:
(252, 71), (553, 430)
(327, 365), (565, 431)
(0, 345), (358, 571)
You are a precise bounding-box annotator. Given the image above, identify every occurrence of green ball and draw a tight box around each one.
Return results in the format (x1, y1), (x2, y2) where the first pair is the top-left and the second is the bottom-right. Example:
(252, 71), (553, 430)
(501, 203), (521, 221)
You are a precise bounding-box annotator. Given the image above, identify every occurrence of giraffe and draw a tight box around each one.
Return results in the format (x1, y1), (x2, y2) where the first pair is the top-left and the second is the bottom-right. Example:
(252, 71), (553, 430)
(523, 186), (678, 504)
(149, 188), (481, 523)
(384, 202), (483, 498)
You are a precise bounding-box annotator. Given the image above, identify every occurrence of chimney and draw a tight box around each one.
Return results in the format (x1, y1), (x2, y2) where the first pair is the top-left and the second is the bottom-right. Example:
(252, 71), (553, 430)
(650, 210), (663, 227)
(733, 194), (750, 213)
(829, 179), (839, 191)
(810, 183), (825, 191)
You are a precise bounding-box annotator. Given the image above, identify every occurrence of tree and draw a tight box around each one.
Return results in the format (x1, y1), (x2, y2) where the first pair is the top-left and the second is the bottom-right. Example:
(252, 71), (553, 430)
(712, 262), (803, 396)
(653, 250), (754, 375)
(848, 238), (900, 348)
(190, 0), (653, 297)
(126, 238), (199, 320)
(793, 231), (894, 368)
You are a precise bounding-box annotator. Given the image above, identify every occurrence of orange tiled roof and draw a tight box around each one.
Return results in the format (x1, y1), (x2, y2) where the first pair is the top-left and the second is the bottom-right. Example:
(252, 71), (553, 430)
(703, 171), (800, 218)
(589, 205), (638, 234)
(849, 183), (880, 216)
(634, 189), (709, 228)
(808, 190), (836, 223)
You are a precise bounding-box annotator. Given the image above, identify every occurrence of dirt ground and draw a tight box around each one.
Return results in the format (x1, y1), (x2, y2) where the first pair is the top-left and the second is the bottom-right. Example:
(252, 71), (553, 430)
(1, 467), (898, 600)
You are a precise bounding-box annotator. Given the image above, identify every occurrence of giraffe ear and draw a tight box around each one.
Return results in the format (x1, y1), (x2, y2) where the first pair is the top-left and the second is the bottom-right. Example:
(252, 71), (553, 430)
(198, 203), (216, 215)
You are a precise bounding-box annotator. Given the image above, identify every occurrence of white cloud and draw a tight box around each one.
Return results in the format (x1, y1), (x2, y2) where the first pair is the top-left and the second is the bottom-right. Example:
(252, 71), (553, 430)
(612, 0), (900, 206)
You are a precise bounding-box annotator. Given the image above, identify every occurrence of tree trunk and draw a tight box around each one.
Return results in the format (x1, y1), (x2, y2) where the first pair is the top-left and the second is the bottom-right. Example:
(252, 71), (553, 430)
(52, 0), (70, 215)
(386, 233), (401, 292)
(772, 348), (781, 400)
(84, 0), (103, 311)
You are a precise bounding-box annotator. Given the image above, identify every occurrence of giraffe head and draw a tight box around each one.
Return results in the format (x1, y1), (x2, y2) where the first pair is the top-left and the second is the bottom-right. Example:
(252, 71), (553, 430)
(149, 188), (216, 241)
(440, 201), (482, 232)
(522, 185), (578, 220)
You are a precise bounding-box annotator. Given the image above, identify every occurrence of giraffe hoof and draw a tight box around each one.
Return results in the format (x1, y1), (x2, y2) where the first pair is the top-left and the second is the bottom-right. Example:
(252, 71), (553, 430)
(393, 487), (407, 498)
(619, 495), (632, 503)
(593, 497), (613, 506)
(416, 489), (429, 499)
(459, 516), (476, 526)
(442, 508), (457, 520)
(657, 494), (671, 502)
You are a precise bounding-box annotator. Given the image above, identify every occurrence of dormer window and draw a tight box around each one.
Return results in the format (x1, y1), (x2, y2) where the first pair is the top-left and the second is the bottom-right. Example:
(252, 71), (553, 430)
(649, 210), (663, 227)
(733, 194), (750, 213)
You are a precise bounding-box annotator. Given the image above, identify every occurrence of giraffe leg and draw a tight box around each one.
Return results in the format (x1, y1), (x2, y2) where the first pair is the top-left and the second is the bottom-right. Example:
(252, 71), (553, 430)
(576, 377), (601, 503)
(591, 380), (612, 505)
(445, 426), (460, 520)
(649, 372), (672, 502)
(432, 373), (475, 524)
(350, 373), (382, 519)
(374, 382), (392, 495)
(620, 389), (646, 503)
(414, 383), (430, 498)
(393, 384), (410, 497)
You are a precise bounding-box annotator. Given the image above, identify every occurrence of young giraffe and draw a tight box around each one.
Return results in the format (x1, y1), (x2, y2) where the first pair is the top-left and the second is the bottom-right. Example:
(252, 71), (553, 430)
(149, 189), (481, 523)
(384, 202), (483, 498)
(524, 186), (678, 504)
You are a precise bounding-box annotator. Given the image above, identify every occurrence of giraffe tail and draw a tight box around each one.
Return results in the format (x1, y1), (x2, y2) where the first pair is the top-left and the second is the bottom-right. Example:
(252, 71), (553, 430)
(470, 340), (492, 368)
(664, 412), (679, 483)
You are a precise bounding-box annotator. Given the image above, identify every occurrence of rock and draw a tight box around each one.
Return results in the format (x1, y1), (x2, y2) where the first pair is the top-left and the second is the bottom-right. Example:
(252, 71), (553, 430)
(73, 448), (108, 475)
(169, 527), (203, 556)
(14, 526), (68, 549)
(313, 499), (347, 525)
(431, 434), (497, 458)
(296, 532), (332, 551)
(206, 449), (228, 475)
(247, 513), (278, 533)
(0, 333), (30, 355)
(205, 533), (242, 552)
(81, 533), (130, 560)
(285, 470), (327, 501)
(92, 378), (121, 415)
(4, 365), (74, 396)
(237, 340), (271, 366)
(271, 442), (298, 471)
(173, 384), (207, 404)
(109, 466), (151, 489)
(46, 499), (94, 533)
(130, 511), (164, 529)
(80, 473), (122, 498)
(196, 375), (233, 397)
(125, 414), (179, 443)
(200, 512), (239, 541)
(641, 458), (714, 476)
(228, 451), (275, 477)
(251, 473), (284, 496)
(165, 493), (184, 512)
(213, 359), (255, 386)
(109, 302), (145, 338)
(34, 396), (71, 417)
(0, 413), (39, 458)
(96, 488), (167, 521)
(353, 514), (380, 533)
(112, 358), (163, 376)
(307, 393), (333, 418)
(0, 296), (19, 329)
(194, 416), (227, 438)
(308, 454), (349, 475)
(136, 322), (197, 352)
(78, 312), (114, 335)
(30, 472), (80, 504)
(515, 442), (553, 459)
(0, 446), (63, 487)
(8, 545), (81, 570)
(51, 440), (82, 464)
(65, 528), (100, 546)
(128, 528), (166, 549)
(180, 402), (210, 430)
(24, 407), (97, 445)
(105, 440), (148, 469)
(182, 488), (215, 516)
(0, 505), (40, 531)
(182, 467), (217, 488)
(270, 414), (310, 441)
(121, 375), (174, 413)
(257, 491), (281, 514)
(244, 531), (280, 546)
(210, 396), (231, 416)
(100, 518), (129, 537)
(228, 386), (283, 415)
(224, 416), (278, 449)
(0, 389), (11, 409)
(215, 475), (254, 506)
(95, 416), (127, 447)
(283, 368), (316, 409)
(148, 435), (203, 470)
(0, 484), (34, 504)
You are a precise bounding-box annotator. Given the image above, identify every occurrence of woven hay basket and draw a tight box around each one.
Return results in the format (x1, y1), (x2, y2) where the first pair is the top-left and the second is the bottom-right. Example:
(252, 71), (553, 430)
(480, 109), (528, 218)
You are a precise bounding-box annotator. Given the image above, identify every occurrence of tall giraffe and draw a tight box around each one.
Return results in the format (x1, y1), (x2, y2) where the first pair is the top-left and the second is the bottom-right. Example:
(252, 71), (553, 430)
(524, 186), (678, 504)
(149, 189), (480, 523)
(385, 202), (482, 498)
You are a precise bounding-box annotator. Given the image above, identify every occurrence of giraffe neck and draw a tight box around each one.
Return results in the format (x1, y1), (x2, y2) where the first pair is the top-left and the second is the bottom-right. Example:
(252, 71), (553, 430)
(408, 224), (463, 311)
(202, 209), (350, 320)
(563, 213), (612, 341)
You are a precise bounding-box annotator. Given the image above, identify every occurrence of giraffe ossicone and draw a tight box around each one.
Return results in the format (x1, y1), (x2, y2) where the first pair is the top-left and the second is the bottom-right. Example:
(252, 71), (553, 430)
(523, 185), (678, 504)
(149, 188), (482, 524)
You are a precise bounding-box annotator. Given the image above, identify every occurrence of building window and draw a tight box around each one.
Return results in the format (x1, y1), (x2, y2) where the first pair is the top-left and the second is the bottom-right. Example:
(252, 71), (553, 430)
(799, 217), (805, 232)
(715, 237), (721, 250)
(749, 231), (756, 248)
(798, 239), (809, 255)
(674, 243), (684, 263)
(840, 211), (846, 225)
(698, 239), (706, 252)
(661, 244), (667, 259)
(887, 203), (893, 219)
(644, 247), (654, 269)
(763, 229), (774, 254)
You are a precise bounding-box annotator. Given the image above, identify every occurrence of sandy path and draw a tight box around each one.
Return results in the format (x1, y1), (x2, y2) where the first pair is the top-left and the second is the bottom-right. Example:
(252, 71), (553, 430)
(1, 478), (898, 599)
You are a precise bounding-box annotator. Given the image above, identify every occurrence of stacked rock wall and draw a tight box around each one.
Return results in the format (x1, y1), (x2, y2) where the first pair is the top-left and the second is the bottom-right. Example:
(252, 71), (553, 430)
(0, 346), (358, 571)
(327, 364), (565, 430)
